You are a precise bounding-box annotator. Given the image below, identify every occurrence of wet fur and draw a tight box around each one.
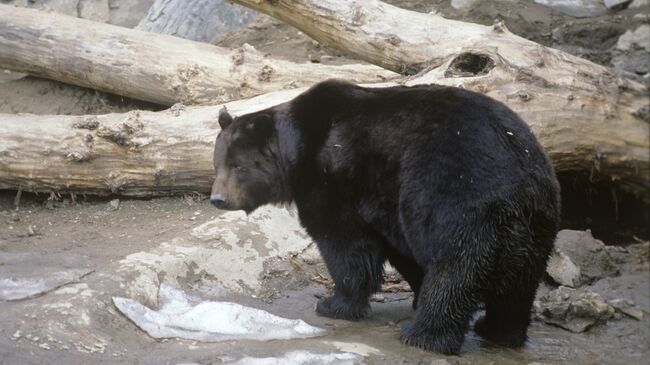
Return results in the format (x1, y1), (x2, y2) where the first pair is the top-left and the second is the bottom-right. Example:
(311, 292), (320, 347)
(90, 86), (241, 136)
(212, 80), (561, 354)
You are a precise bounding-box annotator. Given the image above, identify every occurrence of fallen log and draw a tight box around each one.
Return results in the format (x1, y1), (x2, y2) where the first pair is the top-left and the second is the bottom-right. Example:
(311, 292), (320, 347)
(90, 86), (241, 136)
(0, 4), (395, 106)
(0, 89), (301, 196)
(0, 76), (647, 199)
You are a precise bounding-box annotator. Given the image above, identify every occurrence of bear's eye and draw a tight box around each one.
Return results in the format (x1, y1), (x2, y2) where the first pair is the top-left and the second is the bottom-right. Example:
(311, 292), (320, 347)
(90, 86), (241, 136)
(233, 165), (247, 173)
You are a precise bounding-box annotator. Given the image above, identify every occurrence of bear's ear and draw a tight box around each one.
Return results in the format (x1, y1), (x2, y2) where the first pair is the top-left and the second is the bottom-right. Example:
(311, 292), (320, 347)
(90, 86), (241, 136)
(244, 114), (273, 139)
(218, 107), (233, 130)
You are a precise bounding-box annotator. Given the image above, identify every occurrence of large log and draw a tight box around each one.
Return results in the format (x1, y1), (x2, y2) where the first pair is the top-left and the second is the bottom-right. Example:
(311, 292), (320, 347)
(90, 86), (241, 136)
(228, 0), (650, 198)
(0, 76), (648, 199)
(0, 89), (301, 196)
(0, 4), (395, 106)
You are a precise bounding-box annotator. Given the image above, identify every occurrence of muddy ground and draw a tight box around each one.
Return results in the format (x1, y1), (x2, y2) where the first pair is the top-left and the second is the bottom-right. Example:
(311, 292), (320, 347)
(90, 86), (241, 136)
(1, 0), (649, 364)
(0, 192), (648, 365)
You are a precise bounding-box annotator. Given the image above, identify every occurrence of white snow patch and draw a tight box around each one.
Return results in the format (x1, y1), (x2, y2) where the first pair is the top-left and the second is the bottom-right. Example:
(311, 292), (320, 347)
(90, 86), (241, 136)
(223, 350), (363, 365)
(0, 270), (91, 301)
(113, 284), (325, 342)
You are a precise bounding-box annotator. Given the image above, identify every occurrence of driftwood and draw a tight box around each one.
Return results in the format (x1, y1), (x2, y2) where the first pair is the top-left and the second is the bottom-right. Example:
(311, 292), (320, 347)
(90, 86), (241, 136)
(136, 0), (257, 42)
(0, 4), (395, 106)
(1, 74), (647, 199)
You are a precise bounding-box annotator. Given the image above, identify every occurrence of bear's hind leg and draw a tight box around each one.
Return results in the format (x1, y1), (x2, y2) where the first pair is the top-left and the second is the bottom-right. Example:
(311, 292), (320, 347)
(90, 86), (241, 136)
(400, 260), (481, 355)
(473, 265), (542, 347)
(315, 234), (385, 320)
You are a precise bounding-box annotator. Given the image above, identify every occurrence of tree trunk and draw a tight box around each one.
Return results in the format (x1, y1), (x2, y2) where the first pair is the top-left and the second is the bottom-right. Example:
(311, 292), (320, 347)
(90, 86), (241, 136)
(136, 0), (257, 42)
(0, 4), (395, 106)
(0, 78), (647, 199)
(228, 0), (650, 199)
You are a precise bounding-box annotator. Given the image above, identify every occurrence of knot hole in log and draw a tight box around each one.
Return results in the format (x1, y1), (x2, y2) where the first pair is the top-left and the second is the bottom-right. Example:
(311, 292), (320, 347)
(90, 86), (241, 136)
(445, 53), (495, 78)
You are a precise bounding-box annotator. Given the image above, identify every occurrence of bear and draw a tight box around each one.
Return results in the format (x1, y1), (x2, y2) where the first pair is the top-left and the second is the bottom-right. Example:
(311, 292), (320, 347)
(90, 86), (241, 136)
(210, 79), (561, 355)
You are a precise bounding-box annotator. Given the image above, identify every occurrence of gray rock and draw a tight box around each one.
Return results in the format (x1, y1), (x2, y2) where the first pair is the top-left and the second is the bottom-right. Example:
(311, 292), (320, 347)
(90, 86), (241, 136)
(546, 248), (581, 287)
(630, 0), (649, 7)
(430, 360), (457, 365)
(612, 25), (650, 77)
(604, 0), (632, 9)
(450, 0), (480, 10)
(608, 298), (645, 320)
(533, 0), (609, 17)
(616, 25), (650, 52)
(108, 198), (120, 211)
(535, 286), (615, 332)
(547, 230), (619, 287)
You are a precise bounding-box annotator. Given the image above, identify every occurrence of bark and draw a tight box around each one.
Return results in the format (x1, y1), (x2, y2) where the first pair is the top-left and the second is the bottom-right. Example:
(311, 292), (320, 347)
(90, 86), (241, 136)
(136, 0), (257, 42)
(229, 0), (650, 198)
(0, 4), (395, 106)
(1, 77), (647, 199)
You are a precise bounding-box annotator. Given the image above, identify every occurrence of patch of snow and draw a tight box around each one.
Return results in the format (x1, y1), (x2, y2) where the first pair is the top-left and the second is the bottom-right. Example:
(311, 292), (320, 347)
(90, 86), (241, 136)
(113, 284), (325, 342)
(0, 270), (91, 301)
(223, 350), (363, 365)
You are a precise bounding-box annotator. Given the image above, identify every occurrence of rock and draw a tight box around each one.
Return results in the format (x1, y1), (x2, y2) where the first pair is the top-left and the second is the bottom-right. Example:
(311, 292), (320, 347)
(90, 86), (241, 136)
(612, 25), (650, 76)
(547, 230), (618, 287)
(450, 0), (480, 10)
(430, 360), (457, 365)
(615, 25), (650, 52)
(535, 286), (615, 332)
(608, 298), (645, 320)
(533, 0), (609, 17)
(630, 0), (649, 7)
(604, 0), (632, 9)
(119, 206), (313, 306)
(546, 249), (581, 287)
(108, 199), (120, 211)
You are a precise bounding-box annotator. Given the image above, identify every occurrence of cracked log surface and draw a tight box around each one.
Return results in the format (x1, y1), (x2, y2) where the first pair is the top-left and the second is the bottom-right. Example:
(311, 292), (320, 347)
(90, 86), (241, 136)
(1, 73), (647, 198)
(0, 4), (395, 106)
(229, 0), (649, 199)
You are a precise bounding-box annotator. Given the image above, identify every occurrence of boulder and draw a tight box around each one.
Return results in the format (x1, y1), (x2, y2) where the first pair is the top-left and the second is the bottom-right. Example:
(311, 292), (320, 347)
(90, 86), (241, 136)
(535, 286), (615, 332)
(546, 230), (618, 287)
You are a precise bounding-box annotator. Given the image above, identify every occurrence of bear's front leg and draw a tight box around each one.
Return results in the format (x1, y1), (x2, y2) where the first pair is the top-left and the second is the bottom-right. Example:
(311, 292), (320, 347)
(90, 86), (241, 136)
(313, 231), (385, 321)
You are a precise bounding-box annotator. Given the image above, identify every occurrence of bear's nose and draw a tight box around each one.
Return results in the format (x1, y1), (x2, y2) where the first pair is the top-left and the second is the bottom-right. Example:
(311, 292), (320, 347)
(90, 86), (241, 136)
(210, 193), (227, 209)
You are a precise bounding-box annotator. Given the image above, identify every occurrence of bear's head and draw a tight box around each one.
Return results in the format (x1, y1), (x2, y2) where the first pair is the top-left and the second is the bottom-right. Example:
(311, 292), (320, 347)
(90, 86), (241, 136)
(210, 107), (287, 213)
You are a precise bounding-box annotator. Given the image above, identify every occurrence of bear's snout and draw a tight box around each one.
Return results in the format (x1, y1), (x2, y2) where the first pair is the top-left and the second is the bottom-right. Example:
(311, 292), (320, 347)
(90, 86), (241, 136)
(210, 193), (228, 209)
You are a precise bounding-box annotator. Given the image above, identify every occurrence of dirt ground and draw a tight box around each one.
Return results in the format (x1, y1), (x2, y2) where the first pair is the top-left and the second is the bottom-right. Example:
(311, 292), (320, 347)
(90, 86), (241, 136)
(1, 1), (649, 364)
(0, 191), (648, 365)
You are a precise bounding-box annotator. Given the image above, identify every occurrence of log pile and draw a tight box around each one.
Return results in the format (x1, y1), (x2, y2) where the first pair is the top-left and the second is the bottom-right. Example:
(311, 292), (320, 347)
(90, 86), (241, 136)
(0, 1), (647, 200)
